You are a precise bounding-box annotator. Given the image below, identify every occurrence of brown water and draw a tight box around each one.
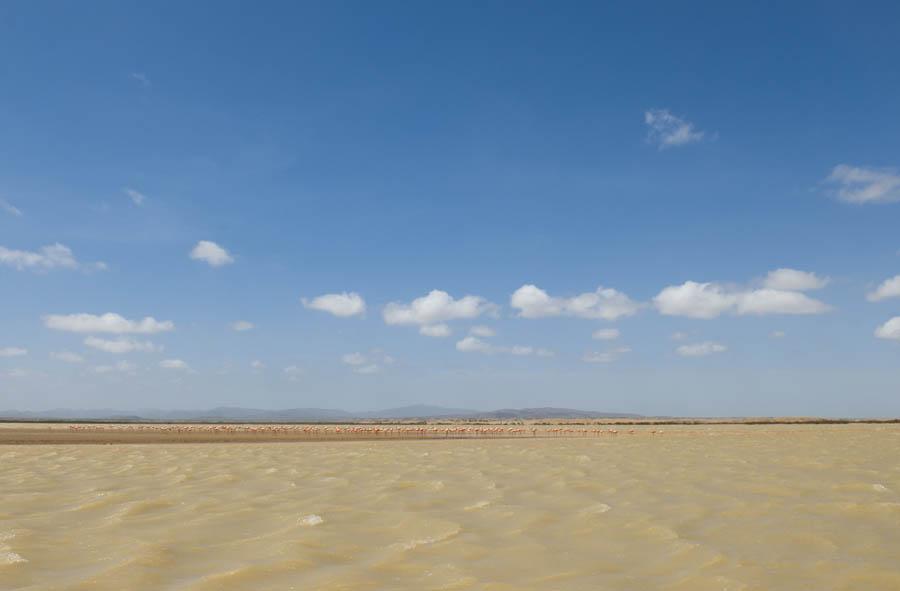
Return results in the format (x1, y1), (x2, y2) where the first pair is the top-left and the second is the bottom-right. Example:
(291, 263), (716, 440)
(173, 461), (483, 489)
(3, 426), (900, 590)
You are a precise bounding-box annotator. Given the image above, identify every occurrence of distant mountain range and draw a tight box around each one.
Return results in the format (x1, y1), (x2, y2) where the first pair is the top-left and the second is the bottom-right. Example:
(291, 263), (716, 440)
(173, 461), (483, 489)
(0, 405), (642, 422)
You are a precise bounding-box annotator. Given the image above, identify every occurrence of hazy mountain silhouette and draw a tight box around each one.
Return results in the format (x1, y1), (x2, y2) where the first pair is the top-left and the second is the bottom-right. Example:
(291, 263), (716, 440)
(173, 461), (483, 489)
(0, 405), (641, 421)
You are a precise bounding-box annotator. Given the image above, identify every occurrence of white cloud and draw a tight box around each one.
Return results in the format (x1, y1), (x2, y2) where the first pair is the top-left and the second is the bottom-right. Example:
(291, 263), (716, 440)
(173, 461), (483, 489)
(302, 292), (366, 317)
(159, 359), (189, 370)
(0, 198), (22, 217)
(763, 268), (829, 291)
(84, 336), (161, 354)
(875, 317), (900, 341)
(0, 347), (27, 357)
(654, 278), (831, 319)
(124, 188), (145, 206)
(420, 324), (451, 337)
(341, 352), (368, 366)
(456, 336), (553, 357)
(0, 243), (105, 272)
(231, 320), (255, 331)
(826, 165), (900, 204)
(867, 275), (900, 302)
(130, 72), (151, 87)
(456, 336), (494, 354)
(93, 360), (138, 374)
(250, 360), (265, 370)
(644, 108), (706, 149)
(283, 365), (303, 380)
(51, 351), (84, 363)
(771, 331), (786, 338)
(341, 351), (393, 374)
(735, 289), (831, 316)
(583, 346), (631, 364)
(676, 342), (727, 357)
(654, 282), (736, 319)
(671, 332), (688, 341)
(592, 328), (620, 341)
(384, 290), (496, 326)
(4, 368), (29, 378)
(44, 313), (174, 334)
(469, 325), (495, 338)
(582, 352), (615, 364)
(190, 240), (234, 267)
(511, 284), (639, 321)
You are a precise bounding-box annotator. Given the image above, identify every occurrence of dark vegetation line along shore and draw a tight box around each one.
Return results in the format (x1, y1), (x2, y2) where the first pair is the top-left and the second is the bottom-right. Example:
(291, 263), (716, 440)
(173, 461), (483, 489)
(2, 419), (899, 445)
(2, 418), (900, 425)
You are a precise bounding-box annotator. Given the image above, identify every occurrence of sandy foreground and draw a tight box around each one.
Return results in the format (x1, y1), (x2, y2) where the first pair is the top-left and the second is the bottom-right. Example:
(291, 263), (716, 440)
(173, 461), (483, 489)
(3, 424), (900, 590)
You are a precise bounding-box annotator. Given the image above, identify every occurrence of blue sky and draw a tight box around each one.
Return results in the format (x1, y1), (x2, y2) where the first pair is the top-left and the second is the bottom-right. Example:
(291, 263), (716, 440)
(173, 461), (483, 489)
(2, 1), (900, 416)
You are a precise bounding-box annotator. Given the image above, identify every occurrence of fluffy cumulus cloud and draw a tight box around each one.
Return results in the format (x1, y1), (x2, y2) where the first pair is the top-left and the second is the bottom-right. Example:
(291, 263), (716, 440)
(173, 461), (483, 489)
(867, 275), (900, 302)
(654, 282), (736, 319)
(190, 240), (234, 267)
(0, 347), (27, 357)
(44, 313), (174, 334)
(644, 108), (706, 149)
(592, 328), (620, 341)
(455, 336), (553, 357)
(384, 290), (496, 327)
(654, 272), (831, 319)
(511, 284), (640, 321)
(763, 268), (829, 291)
(735, 289), (831, 316)
(51, 351), (84, 363)
(825, 165), (900, 204)
(84, 337), (162, 354)
(159, 359), (190, 370)
(231, 320), (255, 331)
(341, 350), (394, 374)
(419, 323), (451, 337)
(676, 342), (727, 357)
(583, 347), (631, 364)
(0, 243), (105, 272)
(875, 317), (900, 341)
(302, 292), (366, 317)
(250, 360), (265, 370)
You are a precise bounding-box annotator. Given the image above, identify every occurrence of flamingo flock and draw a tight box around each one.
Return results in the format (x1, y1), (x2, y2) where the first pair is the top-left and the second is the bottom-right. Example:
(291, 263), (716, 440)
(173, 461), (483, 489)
(63, 423), (665, 441)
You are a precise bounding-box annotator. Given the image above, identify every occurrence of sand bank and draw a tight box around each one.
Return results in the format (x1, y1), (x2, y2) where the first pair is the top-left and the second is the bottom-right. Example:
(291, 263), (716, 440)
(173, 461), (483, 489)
(0, 422), (665, 444)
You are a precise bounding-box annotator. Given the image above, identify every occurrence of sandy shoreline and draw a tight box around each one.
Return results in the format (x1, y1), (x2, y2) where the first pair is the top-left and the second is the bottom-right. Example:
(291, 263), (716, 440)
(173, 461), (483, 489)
(1, 419), (896, 444)
(0, 422), (655, 444)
